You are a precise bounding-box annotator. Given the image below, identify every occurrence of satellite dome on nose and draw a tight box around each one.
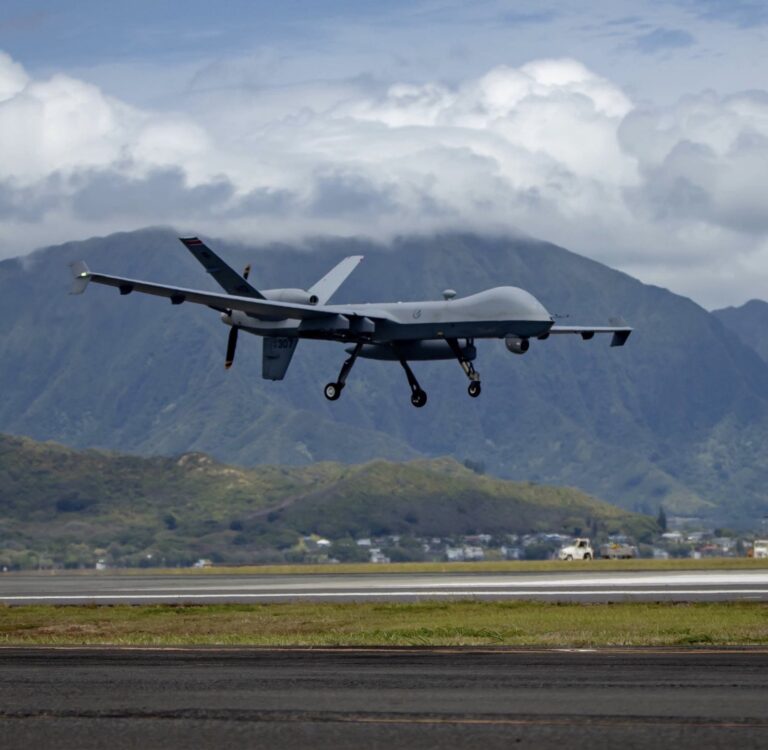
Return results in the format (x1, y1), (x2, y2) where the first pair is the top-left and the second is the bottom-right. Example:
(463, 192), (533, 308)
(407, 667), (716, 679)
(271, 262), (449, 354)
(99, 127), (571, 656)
(442, 289), (457, 300)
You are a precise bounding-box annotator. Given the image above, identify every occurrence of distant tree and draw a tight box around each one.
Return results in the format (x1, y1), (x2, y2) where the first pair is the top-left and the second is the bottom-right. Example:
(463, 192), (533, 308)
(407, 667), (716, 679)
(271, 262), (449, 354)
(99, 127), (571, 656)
(330, 538), (369, 563)
(714, 528), (736, 538)
(163, 513), (177, 530)
(523, 542), (557, 560)
(656, 505), (667, 532)
(635, 524), (657, 544)
(667, 543), (690, 559)
(463, 459), (486, 475)
(56, 495), (90, 513)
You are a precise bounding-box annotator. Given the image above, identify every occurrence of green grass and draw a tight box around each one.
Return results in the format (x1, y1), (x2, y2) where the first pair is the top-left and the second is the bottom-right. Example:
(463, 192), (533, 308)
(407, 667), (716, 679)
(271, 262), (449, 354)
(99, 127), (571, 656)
(1, 601), (767, 647)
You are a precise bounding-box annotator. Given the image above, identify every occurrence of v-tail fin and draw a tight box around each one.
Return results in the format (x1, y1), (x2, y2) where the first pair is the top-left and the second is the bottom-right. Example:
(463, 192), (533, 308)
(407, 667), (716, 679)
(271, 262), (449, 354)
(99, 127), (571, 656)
(179, 237), (265, 299)
(308, 255), (363, 305)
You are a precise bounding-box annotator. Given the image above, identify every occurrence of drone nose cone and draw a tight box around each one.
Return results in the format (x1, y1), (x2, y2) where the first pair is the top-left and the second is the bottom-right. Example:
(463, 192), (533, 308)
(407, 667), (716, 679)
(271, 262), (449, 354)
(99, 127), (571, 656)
(220, 311), (233, 326)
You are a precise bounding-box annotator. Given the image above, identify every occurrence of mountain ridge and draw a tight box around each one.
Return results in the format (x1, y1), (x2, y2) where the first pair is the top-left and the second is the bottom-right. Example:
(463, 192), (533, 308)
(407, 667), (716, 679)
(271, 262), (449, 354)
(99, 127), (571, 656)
(713, 298), (768, 365)
(1, 228), (767, 521)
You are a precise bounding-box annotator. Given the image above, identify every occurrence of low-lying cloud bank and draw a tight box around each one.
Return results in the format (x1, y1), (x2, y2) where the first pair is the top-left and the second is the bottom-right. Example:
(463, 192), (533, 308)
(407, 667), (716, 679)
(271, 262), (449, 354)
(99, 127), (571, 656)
(1, 49), (767, 307)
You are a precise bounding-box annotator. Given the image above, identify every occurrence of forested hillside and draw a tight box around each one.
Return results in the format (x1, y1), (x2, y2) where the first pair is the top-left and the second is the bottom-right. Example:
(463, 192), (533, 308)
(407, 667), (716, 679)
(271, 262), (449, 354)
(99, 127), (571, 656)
(0, 434), (654, 568)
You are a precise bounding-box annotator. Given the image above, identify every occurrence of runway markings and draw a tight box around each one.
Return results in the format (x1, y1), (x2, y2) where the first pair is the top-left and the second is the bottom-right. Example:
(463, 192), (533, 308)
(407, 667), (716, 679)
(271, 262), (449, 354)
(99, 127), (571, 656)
(346, 715), (768, 729)
(2, 588), (768, 602)
(4, 571), (768, 604)
(3, 645), (768, 656)
(1, 707), (766, 729)
(120, 572), (768, 592)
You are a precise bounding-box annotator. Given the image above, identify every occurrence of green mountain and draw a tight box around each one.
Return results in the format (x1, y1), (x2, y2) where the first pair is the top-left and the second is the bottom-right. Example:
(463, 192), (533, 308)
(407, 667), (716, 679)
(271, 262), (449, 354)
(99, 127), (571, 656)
(713, 299), (768, 365)
(1, 228), (767, 521)
(0, 434), (653, 569)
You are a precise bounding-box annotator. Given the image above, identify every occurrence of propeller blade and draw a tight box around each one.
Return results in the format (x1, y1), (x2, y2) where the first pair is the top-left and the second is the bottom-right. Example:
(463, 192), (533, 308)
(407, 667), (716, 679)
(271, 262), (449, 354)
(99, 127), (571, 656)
(243, 264), (251, 280)
(225, 326), (238, 369)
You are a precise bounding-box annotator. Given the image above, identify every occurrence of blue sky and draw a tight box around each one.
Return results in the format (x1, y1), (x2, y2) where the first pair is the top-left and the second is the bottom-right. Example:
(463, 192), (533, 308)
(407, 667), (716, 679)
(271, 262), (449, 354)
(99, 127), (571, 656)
(1, 0), (768, 306)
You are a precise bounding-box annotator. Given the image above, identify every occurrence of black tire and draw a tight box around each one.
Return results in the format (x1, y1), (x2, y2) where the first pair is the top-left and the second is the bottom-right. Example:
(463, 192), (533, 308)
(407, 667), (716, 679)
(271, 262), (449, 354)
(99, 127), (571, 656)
(565, 554), (573, 561)
(468, 381), (481, 398)
(583, 553), (592, 560)
(411, 389), (427, 408)
(324, 382), (342, 401)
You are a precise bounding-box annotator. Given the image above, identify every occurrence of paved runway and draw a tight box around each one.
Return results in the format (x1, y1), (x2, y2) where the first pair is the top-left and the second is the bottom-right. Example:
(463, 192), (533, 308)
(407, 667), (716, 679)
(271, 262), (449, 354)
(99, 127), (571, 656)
(1, 569), (768, 603)
(1, 646), (767, 749)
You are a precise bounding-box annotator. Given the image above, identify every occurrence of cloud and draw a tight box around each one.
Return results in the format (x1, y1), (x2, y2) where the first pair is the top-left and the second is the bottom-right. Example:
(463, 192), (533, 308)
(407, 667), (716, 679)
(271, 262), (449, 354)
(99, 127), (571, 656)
(681, 0), (768, 27)
(0, 50), (27, 100)
(618, 91), (768, 239)
(2, 48), (768, 307)
(633, 28), (696, 54)
(500, 10), (558, 26)
(69, 168), (235, 221)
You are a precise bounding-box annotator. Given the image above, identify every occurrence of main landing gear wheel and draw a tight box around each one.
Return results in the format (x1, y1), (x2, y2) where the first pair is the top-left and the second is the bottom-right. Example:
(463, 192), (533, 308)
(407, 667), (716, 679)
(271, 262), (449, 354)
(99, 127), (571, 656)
(396, 356), (427, 408)
(410, 389), (428, 408)
(468, 381), (481, 398)
(324, 343), (363, 402)
(324, 382), (343, 401)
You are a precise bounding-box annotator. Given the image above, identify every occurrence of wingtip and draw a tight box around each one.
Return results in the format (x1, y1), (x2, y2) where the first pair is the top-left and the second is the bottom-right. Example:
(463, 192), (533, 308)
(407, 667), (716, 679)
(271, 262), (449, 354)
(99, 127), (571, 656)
(69, 260), (91, 294)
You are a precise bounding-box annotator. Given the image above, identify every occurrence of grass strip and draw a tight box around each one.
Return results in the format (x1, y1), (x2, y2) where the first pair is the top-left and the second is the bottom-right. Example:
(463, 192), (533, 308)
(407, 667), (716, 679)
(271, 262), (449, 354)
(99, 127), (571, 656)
(19, 557), (768, 577)
(1, 601), (767, 647)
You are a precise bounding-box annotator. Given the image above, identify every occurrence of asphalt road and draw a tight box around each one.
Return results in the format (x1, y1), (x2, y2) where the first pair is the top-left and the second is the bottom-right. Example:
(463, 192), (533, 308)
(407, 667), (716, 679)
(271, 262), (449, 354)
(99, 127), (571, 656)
(0, 646), (766, 749)
(1, 569), (768, 603)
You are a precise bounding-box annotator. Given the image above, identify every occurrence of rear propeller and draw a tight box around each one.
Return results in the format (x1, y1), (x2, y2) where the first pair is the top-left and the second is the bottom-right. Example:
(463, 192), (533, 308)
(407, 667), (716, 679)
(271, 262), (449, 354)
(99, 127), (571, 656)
(224, 264), (251, 370)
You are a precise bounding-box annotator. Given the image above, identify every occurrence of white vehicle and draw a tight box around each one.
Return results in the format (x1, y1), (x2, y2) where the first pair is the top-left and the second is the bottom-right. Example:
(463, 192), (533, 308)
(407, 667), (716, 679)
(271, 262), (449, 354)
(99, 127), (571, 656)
(558, 538), (594, 561)
(753, 540), (768, 559)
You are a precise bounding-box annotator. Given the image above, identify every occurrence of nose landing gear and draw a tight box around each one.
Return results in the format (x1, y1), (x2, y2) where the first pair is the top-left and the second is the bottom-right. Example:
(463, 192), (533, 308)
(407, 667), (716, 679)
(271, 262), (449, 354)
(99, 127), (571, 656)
(411, 389), (427, 408)
(447, 338), (482, 398)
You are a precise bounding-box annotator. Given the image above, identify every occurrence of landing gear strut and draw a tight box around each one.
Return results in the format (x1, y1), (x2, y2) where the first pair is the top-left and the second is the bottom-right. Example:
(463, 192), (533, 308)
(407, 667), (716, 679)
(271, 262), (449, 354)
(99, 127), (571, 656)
(447, 338), (481, 397)
(398, 358), (427, 408)
(324, 342), (363, 401)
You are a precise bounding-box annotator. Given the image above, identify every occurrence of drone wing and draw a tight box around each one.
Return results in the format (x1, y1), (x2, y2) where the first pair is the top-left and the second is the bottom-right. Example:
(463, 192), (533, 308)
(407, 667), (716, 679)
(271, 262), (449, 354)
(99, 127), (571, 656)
(69, 261), (343, 321)
(548, 323), (632, 347)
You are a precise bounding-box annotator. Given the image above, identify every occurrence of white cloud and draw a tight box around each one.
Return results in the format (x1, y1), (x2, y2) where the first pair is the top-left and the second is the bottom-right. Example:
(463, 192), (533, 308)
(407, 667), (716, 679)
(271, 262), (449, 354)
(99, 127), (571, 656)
(2, 48), (768, 308)
(0, 51), (28, 101)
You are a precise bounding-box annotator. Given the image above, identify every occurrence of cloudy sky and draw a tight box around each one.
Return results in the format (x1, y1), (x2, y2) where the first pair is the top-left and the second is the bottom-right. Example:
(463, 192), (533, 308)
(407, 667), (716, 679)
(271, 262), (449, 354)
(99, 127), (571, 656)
(1, 0), (768, 308)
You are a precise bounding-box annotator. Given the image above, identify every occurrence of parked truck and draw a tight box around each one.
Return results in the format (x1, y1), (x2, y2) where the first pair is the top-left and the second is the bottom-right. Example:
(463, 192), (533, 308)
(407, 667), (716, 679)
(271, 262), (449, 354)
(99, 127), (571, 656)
(599, 542), (638, 559)
(558, 538), (593, 561)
